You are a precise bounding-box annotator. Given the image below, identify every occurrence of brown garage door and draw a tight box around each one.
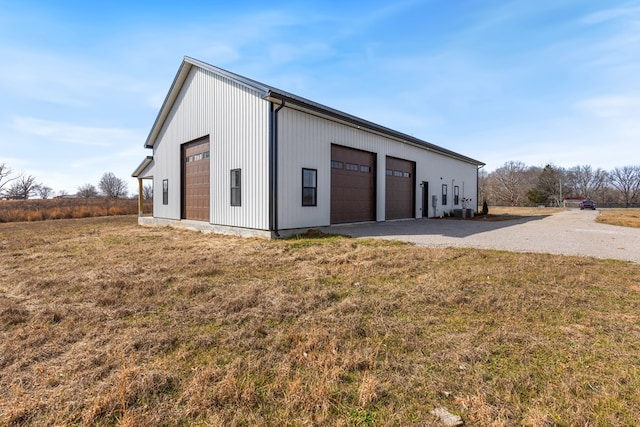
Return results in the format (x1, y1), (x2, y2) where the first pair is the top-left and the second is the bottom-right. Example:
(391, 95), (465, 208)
(331, 145), (376, 224)
(182, 137), (210, 221)
(385, 156), (415, 220)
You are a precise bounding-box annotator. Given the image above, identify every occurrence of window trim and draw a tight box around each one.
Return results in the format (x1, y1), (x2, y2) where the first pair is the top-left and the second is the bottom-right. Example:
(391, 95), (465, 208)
(162, 179), (168, 205)
(302, 168), (317, 207)
(230, 169), (241, 207)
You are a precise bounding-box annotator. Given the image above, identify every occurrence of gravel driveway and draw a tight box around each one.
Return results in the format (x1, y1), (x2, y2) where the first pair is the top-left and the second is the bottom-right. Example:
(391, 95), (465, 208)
(324, 210), (640, 263)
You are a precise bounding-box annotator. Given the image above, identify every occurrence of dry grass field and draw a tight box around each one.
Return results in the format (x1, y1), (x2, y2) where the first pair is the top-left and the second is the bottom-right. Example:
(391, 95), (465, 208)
(0, 199), (151, 223)
(486, 206), (567, 217)
(597, 208), (640, 228)
(1, 216), (640, 426)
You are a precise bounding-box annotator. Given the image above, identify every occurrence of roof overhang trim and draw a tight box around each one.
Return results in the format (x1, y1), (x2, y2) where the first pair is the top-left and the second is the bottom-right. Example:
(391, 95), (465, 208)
(132, 156), (154, 178)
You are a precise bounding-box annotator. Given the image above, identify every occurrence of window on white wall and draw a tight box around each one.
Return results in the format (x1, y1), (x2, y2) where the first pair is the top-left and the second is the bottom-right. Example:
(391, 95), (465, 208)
(302, 168), (317, 206)
(162, 179), (168, 205)
(454, 185), (459, 205)
(231, 169), (241, 206)
(442, 184), (448, 205)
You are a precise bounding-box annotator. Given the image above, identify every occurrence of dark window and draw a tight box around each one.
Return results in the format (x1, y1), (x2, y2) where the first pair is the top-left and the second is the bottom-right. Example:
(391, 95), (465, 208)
(454, 186), (459, 205)
(331, 161), (343, 169)
(403, 172), (411, 178)
(302, 168), (317, 206)
(203, 151), (210, 159)
(360, 165), (371, 173)
(346, 163), (359, 171)
(231, 169), (241, 206)
(442, 184), (448, 205)
(162, 179), (168, 205)
(394, 170), (403, 177)
(386, 169), (393, 176)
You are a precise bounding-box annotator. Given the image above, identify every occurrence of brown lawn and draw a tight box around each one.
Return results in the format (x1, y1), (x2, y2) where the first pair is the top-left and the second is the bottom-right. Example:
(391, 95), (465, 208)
(1, 216), (639, 426)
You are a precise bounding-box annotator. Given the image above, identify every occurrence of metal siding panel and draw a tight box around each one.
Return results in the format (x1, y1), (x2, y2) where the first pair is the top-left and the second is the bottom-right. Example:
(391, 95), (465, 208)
(415, 153), (478, 217)
(278, 108), (331, 229)
(277, 106), (479, 227)
(151, 67), (270, 229)
(210, 75), (270, 230)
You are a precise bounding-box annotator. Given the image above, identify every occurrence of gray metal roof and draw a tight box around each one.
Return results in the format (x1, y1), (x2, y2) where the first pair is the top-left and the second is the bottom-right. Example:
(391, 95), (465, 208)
(144, 56), (484, 166)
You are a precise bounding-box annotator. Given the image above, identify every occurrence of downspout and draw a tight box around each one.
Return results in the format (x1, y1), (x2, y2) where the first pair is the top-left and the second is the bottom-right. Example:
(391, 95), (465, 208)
(270, 99), (286, 237)
(477, 165), (484, 213)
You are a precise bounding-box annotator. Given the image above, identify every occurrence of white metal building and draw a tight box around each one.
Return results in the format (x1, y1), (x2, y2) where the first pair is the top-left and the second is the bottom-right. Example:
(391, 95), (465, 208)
(133, 57), (484, 238)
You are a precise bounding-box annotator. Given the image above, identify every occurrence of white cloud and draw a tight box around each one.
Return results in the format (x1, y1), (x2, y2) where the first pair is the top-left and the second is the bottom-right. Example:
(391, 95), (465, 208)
(577, 95), (640, 118)
(579, 4), (640, 25)
(11, 116), (142, 147)
(0, 46), (154, 111)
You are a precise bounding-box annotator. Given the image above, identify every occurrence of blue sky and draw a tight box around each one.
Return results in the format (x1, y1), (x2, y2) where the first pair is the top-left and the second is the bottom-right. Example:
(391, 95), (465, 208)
(1, 0), (639, 195)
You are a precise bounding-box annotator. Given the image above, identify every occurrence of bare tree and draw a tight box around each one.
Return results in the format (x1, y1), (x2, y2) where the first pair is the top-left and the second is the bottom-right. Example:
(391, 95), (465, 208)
(98, 172), (128, 199)
(486, 161), (531, 206)
(77, 183), (99, 198)
(35, 185), (54, 199)
(566, 165), (607, 200)
(142, 183), (153, 200)
(609, 166), (640, 207)
(0, 163), (22, 197)
(5, 175), (39, 199)
(478, 168), (489, 206)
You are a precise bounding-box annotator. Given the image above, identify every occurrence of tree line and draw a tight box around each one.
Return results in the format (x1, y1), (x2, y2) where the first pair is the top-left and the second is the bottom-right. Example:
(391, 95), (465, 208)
(4, 159), (639, 207)
(0, 163), (152, 200)
(480, 161), (640, 208)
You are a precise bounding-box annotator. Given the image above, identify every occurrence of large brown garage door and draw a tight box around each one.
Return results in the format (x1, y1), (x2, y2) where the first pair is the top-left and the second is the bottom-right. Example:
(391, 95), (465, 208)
(385, 156), (415, 220)
(182, 137), (210, 221)
(331, 145), (376, 224)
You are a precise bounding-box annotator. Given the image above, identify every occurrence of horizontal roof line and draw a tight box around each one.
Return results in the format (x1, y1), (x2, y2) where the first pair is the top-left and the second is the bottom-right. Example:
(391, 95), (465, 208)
(144, 57), (484, 166)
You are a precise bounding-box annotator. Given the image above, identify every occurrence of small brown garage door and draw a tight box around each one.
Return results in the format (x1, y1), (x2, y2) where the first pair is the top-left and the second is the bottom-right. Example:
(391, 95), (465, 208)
(182, 137), (210, 221)
(331, 145), (376, 224)
(385, 156), (415, 220)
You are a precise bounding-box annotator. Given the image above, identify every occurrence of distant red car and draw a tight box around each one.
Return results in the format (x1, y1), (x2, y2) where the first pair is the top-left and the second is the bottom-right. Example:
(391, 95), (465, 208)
(579, 200), (596, 210)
